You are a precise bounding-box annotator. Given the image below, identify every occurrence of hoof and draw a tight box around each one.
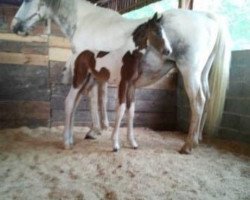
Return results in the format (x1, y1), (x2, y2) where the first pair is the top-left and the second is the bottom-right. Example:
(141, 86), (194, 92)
(85, 133), (97, 140)
(113, 148), (119, 152)
(85, 129), (100, 140)
(133, 146), (138, 150)
(102, 124), (110, 131)
(179, 144), (192, 154)
(193, 140), (199, 148)
(64, 143), (73, 150)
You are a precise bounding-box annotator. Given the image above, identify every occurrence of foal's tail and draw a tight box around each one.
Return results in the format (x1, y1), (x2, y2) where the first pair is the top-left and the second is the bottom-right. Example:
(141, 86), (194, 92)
(205, 16), (232, 135)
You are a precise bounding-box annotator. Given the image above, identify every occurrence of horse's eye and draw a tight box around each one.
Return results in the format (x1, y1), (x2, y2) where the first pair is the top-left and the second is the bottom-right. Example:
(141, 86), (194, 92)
(155, 30), (162, 36)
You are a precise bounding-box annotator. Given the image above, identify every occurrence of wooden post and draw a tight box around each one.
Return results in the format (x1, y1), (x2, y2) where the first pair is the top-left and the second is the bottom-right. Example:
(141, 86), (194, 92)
(178, 0), (194, 9)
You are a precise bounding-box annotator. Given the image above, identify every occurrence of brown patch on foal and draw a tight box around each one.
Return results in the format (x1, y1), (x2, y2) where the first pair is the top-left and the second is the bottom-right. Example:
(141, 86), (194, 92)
(119, 50), (143, 108)
(132, 23), (148, 50)
(73, 50), (110, 88)
(132, 14), (166, 54)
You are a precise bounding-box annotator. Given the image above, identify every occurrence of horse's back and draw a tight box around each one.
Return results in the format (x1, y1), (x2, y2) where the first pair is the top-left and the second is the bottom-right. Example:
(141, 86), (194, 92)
(163, 9), (219, 62)
(73, 1), (145, 52)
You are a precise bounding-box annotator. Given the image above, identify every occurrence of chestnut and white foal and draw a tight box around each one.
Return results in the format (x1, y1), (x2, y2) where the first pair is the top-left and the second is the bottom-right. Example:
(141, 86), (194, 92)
(65, 14), (172, 151)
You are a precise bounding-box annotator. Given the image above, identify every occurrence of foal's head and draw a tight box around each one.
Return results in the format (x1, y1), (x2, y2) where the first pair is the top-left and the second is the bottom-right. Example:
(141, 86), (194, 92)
(133, 13), (172, 56)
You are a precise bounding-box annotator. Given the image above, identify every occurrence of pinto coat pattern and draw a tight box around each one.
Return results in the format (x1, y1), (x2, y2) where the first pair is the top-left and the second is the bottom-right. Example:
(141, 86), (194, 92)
(69, 14), (171, 151)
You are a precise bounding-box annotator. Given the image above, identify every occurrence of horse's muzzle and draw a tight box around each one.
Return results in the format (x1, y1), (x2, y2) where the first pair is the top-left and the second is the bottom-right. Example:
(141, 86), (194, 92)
(11, 19), (28, 36)
(162, 48), (171, 56)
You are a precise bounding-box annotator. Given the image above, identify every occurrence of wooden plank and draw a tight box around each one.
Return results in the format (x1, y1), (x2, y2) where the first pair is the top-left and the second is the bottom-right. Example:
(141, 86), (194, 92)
(0, 52), (48, 66)
(51, 84), (176, 101)
(0, 33), (48, 43)
(49, 47), (71, 62)
(0, 40), (48, 55)
(145, 72), (177, 90)
(0, 101), (50, 128)
(0, 64), (50, 101)
(49, 36), (71, 48)
(49, 61), (66, 84)
(0, 101), (50, 120)
(51, 94), (176, 114)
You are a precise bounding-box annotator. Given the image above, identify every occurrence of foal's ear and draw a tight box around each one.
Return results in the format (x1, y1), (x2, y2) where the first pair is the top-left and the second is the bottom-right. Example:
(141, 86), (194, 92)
(156, 14), (163, 23)
(150, 12), (163, 24)
(152, 12), (158, 22)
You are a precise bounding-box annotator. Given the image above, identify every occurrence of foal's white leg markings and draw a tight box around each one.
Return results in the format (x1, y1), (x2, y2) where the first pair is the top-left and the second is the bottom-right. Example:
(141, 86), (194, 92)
(63, 86), (82, 149)
(112, 103), (126, 151)
(127, 102), (138, 149)
(87, 85), (102, 137)
(99, 82), (109, 130)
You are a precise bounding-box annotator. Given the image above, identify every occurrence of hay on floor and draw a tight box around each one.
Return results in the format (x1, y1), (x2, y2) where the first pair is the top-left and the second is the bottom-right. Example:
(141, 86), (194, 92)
(0, 126), (249, 200)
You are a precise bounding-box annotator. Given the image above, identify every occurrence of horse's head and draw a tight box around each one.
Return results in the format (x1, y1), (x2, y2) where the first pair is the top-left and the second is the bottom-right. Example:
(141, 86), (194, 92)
(11, 0), (49, 35)
(133, 12), (172, 57)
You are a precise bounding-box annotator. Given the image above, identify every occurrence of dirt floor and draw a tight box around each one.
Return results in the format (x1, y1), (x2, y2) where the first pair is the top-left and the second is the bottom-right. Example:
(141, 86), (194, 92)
(0, 126), (249, 200)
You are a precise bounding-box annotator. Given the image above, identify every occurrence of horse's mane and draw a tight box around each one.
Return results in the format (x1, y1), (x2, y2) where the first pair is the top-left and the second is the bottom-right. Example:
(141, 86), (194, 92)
(132, 22), (148, 50)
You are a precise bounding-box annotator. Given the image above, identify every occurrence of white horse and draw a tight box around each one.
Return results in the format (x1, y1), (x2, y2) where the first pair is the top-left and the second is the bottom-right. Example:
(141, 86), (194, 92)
(11, 0), (231, 154)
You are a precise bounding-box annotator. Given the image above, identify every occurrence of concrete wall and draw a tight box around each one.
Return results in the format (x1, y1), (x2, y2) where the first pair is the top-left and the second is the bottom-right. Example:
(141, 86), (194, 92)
(177, 50), (250, 143)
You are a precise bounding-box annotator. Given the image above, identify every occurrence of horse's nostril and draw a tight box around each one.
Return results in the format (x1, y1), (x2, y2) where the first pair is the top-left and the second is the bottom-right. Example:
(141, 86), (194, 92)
(163, 48), (170, 55)
(12, 22), (24, 34)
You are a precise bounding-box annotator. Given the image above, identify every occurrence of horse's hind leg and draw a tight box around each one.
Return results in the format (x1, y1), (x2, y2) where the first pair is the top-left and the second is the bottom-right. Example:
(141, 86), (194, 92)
(85, 84), (102, 139)
(63, 86), (82, 149)
(179, 69), (205, 154)
(98, 82), (109, 130)
(126, 85), (138, 149)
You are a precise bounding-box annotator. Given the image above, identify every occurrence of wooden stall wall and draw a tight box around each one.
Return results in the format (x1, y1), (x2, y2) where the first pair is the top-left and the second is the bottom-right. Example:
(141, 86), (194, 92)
(0, 4), (177, 130)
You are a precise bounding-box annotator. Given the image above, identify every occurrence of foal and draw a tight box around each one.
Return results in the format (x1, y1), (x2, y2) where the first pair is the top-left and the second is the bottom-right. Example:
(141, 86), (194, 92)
(64, 13), (171, 150)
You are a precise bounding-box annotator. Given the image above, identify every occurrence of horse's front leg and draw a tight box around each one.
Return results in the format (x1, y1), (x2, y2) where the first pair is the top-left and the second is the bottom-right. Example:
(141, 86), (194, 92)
(63, 86), (82, 149)
(126, 85), (138, 149)
(112, 103), (126, 151)
(98, 82), (109, 130)
(85, 84), (102, 139)
(112, 81), (127, 151)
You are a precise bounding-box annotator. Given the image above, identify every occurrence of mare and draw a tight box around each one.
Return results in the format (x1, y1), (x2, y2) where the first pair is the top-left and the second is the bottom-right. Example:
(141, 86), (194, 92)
(11, 0), (231, 153)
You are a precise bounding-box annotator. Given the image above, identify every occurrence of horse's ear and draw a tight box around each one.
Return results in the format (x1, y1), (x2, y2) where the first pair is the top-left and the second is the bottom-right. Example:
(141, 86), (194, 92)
(152, 12), (158, 22)
(157, 14), (163, 23)
(148, 12), (158, 25)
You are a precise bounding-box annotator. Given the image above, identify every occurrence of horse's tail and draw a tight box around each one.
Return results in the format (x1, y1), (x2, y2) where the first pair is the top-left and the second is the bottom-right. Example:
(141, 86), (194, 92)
(205, 15), (232, 135)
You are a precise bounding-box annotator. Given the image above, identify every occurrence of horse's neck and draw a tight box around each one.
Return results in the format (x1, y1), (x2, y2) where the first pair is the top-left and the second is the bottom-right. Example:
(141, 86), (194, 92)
(50, 0), (78, 39)
(50, 0), (121, 41)
(141, 48), (164, 72)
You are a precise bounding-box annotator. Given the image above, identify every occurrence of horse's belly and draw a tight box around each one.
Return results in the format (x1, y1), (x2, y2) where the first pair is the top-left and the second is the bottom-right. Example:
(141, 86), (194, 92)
(95, 52), (123, 86)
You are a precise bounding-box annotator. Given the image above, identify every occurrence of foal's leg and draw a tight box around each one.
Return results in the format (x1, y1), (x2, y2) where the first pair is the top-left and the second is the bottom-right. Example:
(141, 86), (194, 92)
(112, 103), (126, 151)
(63, 86), (82, 149)
(112, 82), (127, 151)
(98, 82), (109, 130)
(126, 85), (138, 149)
(85, 84), (102, 139)
(179, 69), (205, 154)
